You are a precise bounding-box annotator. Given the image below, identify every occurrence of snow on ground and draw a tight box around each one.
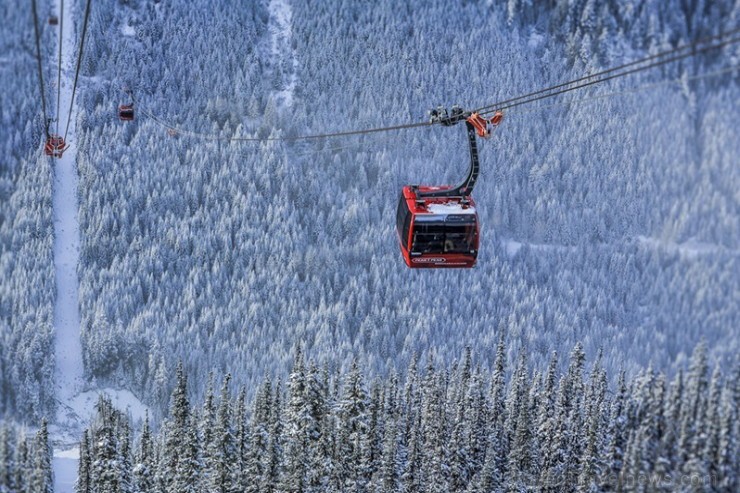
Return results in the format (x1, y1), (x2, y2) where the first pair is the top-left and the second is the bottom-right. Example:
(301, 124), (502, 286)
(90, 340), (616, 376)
(268, 0), (298, 108)
(51, 388), (149, 492)
(51, 1), (84, 489)
(52, 0), (84, 424)
(53, 456), (78, 493)
(500, 235), (738, 259)
(636, 235), (739, 259)
(426, 202), (477, 215)
(500, 238), (571, 257)
(121, 23), (136, 37)
(67, 388), (150, 424)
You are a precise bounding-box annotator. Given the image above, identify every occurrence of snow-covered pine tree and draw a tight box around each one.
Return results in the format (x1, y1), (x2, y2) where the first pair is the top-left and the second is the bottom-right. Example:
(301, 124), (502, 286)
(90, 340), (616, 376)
(29, 419), (53, 493)
(678, 342), (709, 475)
(164, 362), (200, 493)
(75, 429), (92, 493)
(93, 412), (123, 493)
(538, 351), (558, 474)
(304, 363), (330, 493)
(378, 372), (400, 493)
(262, 378), (283, 493)
(421, 357), (450, 493)
(283, 346), (308, 492)
(600, 370), (628, 492)
(700, 366), (723, 487)
(245, 379), (271, 493)
(464, 366), (488, 481)
(507, 352), (534, 490)
(576, 350), (608, 492)
(119, 417), (134, 493)
(448, 348), (472, 491)
(14, 434), (29, 493)
(207, 374), (236, 493)
(133, 412), (155, 493)
(232, 387), (248, 492)
(0, 424), (14, 492)
(716, 377), (738, 492)
(655, 368), (684, 489)
(200, 371), (217, 490)
(337, 359), (370, 492)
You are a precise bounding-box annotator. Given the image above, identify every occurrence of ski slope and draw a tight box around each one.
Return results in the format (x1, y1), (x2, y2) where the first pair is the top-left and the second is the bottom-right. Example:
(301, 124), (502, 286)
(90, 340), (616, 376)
(52, 0), (83, 428)
(268, 0), (297, 108)
(51, 1), (83, 489)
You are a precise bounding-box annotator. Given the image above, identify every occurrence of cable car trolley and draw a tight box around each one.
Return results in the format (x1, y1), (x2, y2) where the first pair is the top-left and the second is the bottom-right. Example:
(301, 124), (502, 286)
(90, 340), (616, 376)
(44, 134), (68, 158)
(395, 106), (502, 268)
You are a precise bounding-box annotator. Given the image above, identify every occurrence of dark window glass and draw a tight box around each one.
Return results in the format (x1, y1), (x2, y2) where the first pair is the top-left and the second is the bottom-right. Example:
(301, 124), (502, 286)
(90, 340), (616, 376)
(444, 224), (477, 253)
(412, 223), (446, 253)
(411, 220), (476, 254)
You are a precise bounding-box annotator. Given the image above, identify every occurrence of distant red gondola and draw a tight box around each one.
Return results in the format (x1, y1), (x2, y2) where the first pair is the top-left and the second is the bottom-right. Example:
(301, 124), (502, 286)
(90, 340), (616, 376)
(44, 134), (67, 158)
(396, 106), (502, 268)
(119, 104), (134, 121)
(49, 15), (59, 26)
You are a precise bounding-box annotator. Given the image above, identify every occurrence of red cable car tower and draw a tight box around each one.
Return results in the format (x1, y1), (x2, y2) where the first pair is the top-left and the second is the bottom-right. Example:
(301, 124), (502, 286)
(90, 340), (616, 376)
(396, 106), (502, 268)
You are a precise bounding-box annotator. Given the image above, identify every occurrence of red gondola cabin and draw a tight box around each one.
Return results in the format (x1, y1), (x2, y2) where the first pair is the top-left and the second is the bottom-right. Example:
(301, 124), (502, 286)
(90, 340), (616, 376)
(49, 15), (59, 26)
(395, 106), (501, 269)
(396, 186), (479, 268)
(44, 134), (67, 158)
(119, 104), (134, 121)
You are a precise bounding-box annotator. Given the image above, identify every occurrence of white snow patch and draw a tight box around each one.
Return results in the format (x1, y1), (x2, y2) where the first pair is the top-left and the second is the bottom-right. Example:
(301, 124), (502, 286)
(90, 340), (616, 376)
(500, 238), (573, 258)
(426, 203), (476, 215)
(55, 446), (80, 459)
(636, 236), (738, 259)
(501, 236), (739, 260)
(121, 23), (136, 37)
(528, 30), (544, 49)
(268, 0), (298, 108)
(50, 4), (86, 491)
(502, 239), (524, 257)
(67, 388), (150, 423)
(52, 0), (84, 419)
(53, 456), (78, 493)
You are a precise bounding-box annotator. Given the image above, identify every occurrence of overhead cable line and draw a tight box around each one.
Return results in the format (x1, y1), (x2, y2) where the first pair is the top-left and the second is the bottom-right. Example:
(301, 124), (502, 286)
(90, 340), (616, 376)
(479, 36), (740, 116)
(473, 26), (740, 114)
(63, 0), (92, 141)
(502, 64), (740, 118)
(133, 27), (739, 143)
(31, 0), (49, 138)
(129, 89), (431, 142)
(55, 0), (64, 136)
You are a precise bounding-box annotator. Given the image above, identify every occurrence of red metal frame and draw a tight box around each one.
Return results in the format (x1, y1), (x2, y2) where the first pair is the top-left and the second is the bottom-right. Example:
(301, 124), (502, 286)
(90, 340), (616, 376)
(397, 186), (479, 269)
(467, 112), (490, 138)
(44, 135), (68, 158)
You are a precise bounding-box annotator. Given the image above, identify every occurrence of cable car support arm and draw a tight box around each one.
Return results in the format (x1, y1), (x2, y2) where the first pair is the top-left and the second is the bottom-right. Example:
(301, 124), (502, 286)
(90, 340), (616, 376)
(417, 106), (498, 199)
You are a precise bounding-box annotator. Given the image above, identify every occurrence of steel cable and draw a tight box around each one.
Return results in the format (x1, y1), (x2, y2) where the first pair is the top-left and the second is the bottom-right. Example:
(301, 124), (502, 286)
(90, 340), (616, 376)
(31, 0), (49, 138)
(63, 0), (92, 141)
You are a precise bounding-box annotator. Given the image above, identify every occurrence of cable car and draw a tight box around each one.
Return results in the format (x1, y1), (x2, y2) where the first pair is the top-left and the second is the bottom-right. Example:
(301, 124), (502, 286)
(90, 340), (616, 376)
(44, 134), (68, 157)
(119, 104), (134, 121)
(49, 15), (59, 26)
(396, 187), (479, 268)
(396, 107), (502, 268)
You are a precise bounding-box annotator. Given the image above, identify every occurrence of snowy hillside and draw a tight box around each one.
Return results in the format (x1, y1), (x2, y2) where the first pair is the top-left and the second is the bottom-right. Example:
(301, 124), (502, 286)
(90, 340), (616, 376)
(0, 0), (738, 428)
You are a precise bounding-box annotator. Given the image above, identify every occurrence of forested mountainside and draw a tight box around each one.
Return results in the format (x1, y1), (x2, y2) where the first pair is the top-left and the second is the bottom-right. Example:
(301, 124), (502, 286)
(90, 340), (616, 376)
(72, 343), (739, 492)
(0, 0), (56, 420)
(0, 0), (738, 423)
